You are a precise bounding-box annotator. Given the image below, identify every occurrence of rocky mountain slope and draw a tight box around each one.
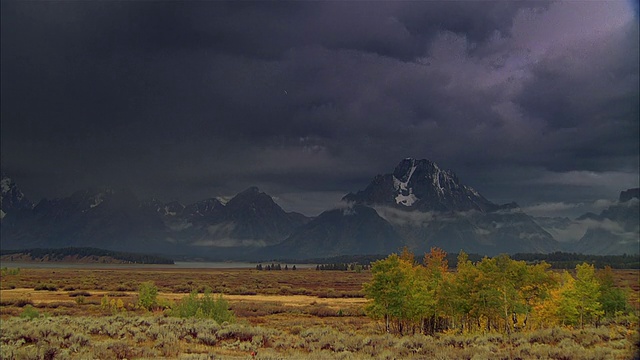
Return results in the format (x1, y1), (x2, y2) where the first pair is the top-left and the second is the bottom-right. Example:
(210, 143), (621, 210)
(272, 205), (404, 259)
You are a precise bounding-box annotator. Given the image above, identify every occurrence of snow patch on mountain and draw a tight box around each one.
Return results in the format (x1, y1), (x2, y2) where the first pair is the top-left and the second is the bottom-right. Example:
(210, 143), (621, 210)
(395, 192), (418, 206)
(90, 193), (105, 208)
(433, 168), (445, 195)
(162, 205), (182, 216)
(1, 177), (11, 193)
(216, 196), (230, 205)
(393, 160), (419, 206)
(463, 185), (481, 197)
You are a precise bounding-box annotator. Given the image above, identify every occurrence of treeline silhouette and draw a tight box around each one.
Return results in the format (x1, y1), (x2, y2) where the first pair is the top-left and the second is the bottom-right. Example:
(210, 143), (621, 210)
(255, 263), (296, 270)
(0, 247), (174, 264)
(316, 263), (370, 271)
(512, 252), (639, 269)
(284, 252), (638, 269)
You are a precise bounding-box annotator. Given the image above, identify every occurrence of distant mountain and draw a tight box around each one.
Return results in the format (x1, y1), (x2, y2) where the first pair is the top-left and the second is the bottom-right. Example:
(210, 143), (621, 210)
(341, 158), (559, 255)
(620, 188), (640, 203)
(1, 187), (166, 252)
(273, 205), (404, 259)
(158, 186), (310, 248)
(1, 182), (309, 257)
(1, 173), (33, 219)
(4, 164), (633, 259)
(532, 188), (640, 255)
(573, 188), (639, 255)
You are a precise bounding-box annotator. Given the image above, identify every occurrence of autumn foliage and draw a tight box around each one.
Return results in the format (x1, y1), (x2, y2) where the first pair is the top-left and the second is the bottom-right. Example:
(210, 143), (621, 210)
(364, 248), (635, 335)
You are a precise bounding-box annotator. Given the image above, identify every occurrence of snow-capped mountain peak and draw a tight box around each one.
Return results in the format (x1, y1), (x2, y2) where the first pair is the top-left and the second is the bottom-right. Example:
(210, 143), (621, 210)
(1, 173), (33, 219)
(344, 158), (497, 212)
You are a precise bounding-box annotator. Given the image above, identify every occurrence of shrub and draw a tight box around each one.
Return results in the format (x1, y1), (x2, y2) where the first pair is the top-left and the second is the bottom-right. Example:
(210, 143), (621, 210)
(138, 281), (158, 311)
(1, 297), (33, 307)
(231, 301), (287, 317)
(171, 290), (235, 323)
(307, 305), (338, 317)
(34, 283), (58, 291)
(20, 305), (40, 320)
(101, 295), (126, 313)
(1, 267), (20, 276)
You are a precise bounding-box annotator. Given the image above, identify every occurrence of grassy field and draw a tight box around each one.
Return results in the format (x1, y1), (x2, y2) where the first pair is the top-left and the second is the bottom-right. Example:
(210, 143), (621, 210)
(1, 266), (639, 359)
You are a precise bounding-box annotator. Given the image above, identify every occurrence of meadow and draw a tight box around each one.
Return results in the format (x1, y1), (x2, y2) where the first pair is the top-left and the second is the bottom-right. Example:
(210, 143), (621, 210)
(0, 264), (638, 359)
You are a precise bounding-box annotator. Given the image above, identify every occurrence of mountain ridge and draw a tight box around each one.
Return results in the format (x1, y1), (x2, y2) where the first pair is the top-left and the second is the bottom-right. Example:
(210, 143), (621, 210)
(2, 163), (637, 258)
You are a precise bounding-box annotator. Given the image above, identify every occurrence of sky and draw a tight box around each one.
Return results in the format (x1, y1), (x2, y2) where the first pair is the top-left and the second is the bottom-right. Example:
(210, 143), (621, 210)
(1, 1), (638, 218)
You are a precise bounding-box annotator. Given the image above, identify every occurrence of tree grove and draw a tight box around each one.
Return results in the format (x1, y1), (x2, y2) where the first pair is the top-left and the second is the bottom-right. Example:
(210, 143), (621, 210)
(363, 249), (635, 335)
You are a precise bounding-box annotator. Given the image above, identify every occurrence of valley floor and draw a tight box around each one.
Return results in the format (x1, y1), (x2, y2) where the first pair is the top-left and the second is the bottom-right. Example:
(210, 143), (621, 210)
(1, 267), (638, 359)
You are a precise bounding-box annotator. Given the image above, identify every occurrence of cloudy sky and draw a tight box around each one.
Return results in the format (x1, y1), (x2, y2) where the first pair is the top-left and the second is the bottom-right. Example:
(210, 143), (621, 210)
(2, 1), (638, 217)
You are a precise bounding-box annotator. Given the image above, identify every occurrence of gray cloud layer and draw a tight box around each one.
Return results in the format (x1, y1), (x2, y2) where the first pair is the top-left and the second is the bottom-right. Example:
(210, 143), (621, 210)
(1, 1), (638, 216)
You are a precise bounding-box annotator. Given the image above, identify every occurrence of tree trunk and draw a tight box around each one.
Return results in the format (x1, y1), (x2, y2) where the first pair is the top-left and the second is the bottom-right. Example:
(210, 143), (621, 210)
(385, 314), (390, 333)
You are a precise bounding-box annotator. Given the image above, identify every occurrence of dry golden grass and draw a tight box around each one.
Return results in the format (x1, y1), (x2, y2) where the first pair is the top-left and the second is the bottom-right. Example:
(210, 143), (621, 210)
(613, 269), (640, 311)
(0, 267), (374, 333)
(0, 267), (370, 296)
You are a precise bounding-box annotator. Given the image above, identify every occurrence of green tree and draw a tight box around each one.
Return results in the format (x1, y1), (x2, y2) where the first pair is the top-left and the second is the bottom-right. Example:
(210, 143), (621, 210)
(422, 247), (449, 334)
(475, 256), (509, 332)
(450, 251), (479, 332)
(597, 266), (631, 319)
(400, 246), (416, 265)
(138, 281), (158, 311)
(555, 271), (581, 326)
(406, 265), (434, 334)
(363, 254), (418, 333)
(573, 263), (604, 328)
(519, 261), (555, 330)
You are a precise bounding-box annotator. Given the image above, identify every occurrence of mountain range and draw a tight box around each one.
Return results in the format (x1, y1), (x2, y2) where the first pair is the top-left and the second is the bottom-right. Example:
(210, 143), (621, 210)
(1, 159), (638, 259)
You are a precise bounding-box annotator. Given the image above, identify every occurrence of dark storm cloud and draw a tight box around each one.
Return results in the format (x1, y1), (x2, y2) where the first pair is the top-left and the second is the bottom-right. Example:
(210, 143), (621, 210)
(1, 1), (638, 216)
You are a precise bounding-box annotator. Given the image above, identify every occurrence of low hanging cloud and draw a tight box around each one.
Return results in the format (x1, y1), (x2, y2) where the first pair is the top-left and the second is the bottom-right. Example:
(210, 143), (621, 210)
(532, 171), (639, 188)
(539, 211), (639, 243)
(523, 202), (583, 217)
(374, 206), (437, 226)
